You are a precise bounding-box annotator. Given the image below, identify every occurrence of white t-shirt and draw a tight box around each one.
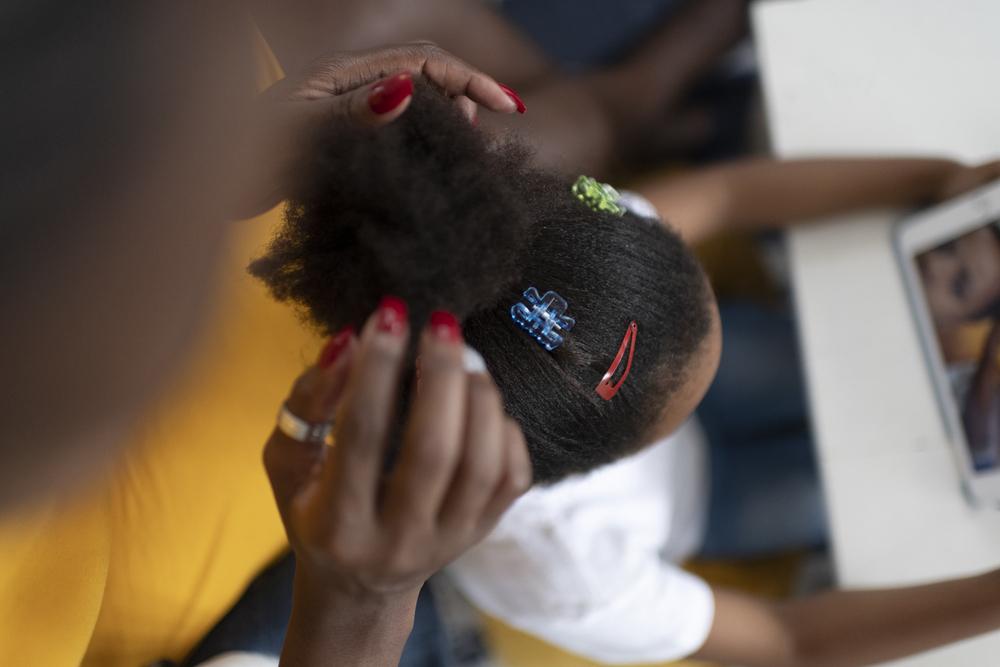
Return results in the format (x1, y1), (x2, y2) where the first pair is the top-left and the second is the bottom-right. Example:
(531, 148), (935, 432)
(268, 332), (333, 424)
(447, 419), (714, 664)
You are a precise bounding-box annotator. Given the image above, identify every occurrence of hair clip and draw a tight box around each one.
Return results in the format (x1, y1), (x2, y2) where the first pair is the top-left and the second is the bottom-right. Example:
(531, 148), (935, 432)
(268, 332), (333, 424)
(511, 287), (575, 351)
(596, 321), (637, 400)
(572, 175), (626, 217)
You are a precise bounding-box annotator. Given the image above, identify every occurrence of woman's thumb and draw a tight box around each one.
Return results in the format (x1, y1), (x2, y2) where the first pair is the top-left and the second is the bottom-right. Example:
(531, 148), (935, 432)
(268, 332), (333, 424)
(339, 71), (414, 128)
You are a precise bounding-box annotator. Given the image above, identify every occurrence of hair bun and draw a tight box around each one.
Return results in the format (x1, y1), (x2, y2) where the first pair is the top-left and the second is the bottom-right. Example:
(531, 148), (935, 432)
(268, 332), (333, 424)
(250, 80), (536, 332)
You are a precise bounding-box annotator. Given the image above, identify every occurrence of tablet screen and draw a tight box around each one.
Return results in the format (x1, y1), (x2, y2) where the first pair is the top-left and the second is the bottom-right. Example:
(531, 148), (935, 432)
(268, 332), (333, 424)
(916, 220), (1000, 471)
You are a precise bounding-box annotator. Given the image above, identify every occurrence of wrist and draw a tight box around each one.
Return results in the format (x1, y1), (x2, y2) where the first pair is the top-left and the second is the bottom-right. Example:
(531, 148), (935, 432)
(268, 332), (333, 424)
(294, 571), (421, 616)
(282, 568), (421, 663)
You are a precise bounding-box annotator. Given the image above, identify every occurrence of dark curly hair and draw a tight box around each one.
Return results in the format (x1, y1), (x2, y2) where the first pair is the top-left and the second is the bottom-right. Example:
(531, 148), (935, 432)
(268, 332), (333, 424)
(250, 81), (713, 483)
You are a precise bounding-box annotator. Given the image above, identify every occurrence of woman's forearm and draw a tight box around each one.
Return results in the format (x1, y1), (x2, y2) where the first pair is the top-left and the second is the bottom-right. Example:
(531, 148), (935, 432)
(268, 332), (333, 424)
(249, 0), (551, 85)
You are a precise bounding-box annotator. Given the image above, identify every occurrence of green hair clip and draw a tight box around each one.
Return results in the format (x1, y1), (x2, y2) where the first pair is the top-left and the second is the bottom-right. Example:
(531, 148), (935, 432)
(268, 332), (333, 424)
(572, 175), (626, 217)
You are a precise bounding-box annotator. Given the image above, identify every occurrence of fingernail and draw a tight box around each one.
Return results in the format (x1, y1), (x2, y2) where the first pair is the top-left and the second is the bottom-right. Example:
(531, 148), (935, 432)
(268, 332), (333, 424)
(368, 73), (414, 115)
(376, 296), (409, 335)
(498, 83), (526, 114)
(318, 326), (354, 368)
(429, 310), (462, 343)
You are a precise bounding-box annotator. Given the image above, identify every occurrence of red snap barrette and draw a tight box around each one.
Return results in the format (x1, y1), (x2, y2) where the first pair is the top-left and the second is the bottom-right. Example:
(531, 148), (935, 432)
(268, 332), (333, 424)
(595, 320), (637, 400)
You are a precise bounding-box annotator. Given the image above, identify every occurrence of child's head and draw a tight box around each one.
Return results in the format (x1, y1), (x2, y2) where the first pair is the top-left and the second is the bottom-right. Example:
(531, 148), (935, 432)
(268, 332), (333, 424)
(251, 82), (720, 483)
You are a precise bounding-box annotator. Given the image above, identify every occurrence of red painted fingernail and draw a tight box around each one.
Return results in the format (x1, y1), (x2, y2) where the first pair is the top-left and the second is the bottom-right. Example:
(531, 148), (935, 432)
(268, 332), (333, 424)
(376, 296), (409, 335)
(429, 310), (462, 343)
(498, 83), (526, 114)
(368, 73), (414, 115)
(318, 326), (354, 368)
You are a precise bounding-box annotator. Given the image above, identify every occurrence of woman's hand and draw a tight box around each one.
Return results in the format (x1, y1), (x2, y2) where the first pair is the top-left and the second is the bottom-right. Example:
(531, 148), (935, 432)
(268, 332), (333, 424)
(937, 159), (1000, 201)
(264, 300), (531, 665)
(235, 43), (525, 219)
(266, 41), (524, 121)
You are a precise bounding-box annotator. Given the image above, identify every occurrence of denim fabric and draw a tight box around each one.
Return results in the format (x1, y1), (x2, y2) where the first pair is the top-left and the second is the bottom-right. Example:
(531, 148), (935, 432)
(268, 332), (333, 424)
(697, 301), (829, 558)
(183, 553), (452, 667)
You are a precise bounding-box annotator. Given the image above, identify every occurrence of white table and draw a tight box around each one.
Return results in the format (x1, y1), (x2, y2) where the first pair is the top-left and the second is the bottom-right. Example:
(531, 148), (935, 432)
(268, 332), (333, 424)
(753, 0), (1000, 664)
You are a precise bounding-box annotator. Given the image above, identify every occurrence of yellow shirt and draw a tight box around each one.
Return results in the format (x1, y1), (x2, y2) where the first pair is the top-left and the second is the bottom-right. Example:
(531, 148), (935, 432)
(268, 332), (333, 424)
(0, 208), (318, 666)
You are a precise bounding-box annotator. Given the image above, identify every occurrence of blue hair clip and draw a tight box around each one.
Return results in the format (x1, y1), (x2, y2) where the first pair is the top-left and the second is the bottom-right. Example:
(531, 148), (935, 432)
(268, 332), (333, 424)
(511, 287), (576, 351)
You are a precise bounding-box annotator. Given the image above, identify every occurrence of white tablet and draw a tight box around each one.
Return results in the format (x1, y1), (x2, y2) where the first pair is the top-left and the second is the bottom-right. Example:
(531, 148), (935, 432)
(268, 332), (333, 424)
(896, 179), (1000, 506)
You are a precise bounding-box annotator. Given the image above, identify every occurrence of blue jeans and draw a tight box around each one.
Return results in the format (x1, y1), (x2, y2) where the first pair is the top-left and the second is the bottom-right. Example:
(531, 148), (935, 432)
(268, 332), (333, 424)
(696, 301), (829, 558)
(500, 0), (755, 162)
(182, 553), (452, 667)
(501, 0), (686, 67)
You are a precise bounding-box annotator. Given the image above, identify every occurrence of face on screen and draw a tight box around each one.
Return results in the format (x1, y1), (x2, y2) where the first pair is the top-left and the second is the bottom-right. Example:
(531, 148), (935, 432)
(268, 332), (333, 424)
(918, 223), (1000, 330)
(917, 221), (1000, 472)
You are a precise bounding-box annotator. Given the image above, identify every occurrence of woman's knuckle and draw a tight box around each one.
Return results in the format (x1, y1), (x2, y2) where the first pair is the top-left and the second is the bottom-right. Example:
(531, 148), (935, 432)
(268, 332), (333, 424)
(338, 406), (379, 446)
(326, 530), (364, 566)
(390, 529), (436, 573)
(410, 437), (449, 471)
(406, 39), (439, 51)
(382, 550), (413, 576)
(509, 458), (533, 495)
(381, 532), (414, 571)
(467, 467), (500, 496)
(505, 429), (533, 493)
